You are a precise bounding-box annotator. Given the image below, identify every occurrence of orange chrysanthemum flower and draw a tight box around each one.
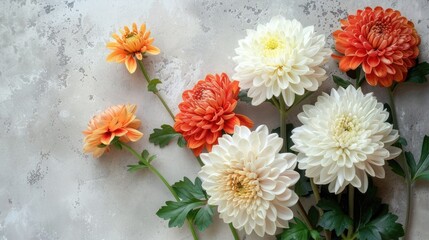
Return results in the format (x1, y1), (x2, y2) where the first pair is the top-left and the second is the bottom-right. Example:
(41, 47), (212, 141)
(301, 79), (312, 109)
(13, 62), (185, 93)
(333, 6), (420, 87)
(106, 23), (160, 74)
(174, 73), (254, 156)
(83, 104), (143, 158)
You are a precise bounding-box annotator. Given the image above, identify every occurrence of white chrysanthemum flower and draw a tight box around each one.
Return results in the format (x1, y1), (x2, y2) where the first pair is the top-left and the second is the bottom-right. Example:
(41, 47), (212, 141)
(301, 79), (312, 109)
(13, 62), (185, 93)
(233, 16), (331, 106)
(291, 86), (401, 194)
(198, 125), (299, 237)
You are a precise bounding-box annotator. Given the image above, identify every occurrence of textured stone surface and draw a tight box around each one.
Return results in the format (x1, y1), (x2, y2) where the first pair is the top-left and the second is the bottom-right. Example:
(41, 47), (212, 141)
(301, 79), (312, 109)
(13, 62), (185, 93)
(1, 0), (429, 239)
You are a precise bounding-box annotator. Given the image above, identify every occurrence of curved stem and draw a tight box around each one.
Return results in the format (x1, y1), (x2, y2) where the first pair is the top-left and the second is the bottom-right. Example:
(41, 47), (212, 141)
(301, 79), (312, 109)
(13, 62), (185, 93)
(279, 96), (288, 152)
(137, 59), (175, 120)
(310, 178), (331, 239)
(120, 143), (199, 240)
(387, 87), (412, 239)
(347, 185), (355, 238)
(229, 223), (240, 240)
(137, 59), (203, 167)
(297, 200), (314, 230)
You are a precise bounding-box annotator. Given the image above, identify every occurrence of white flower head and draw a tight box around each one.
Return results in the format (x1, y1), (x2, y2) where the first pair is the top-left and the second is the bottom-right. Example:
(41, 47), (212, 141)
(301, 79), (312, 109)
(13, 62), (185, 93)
(233, 16), (331, 106)
(198, 125), (299, 237)
(291, 86), (401, 194)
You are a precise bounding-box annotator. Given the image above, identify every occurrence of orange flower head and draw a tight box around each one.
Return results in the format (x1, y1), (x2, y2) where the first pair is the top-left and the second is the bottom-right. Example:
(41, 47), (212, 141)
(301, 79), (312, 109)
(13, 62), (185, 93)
(333, 6), (420, 87)
(106, 23), (160, 74)
(83, 104), (143, 158)
(174, 73), (254, 156)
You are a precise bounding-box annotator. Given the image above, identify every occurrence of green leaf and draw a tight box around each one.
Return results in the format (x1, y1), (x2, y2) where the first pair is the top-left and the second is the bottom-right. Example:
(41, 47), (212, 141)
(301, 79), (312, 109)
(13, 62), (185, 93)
(127, 164), (147, 172)
(238, 90), (252, 103)
(148, 78), (162, 93)
(141, 149), (149, 159)
(277, 218), (320, 240)
(406, 62), (429, 83)
(387, 160), (405, 178)
(317, 199), (352, 235)
(357, 76), (366, 87)
(149, 124), (182, 148)
(332, 75), (351, 88)
(416, 170), (429, 180)
(177, 136), (187, 148)
(308, 206), (320, 228)
(398, 137), (408, 147)
(294, 169), (312, 197)
(414, 135), (429, 181)
(405, 151), (417, 179)
(384, 103), (394, 125)
(173, 177), (207, 201)
(356, 213), (404, 240)
(156, 200), (205, 228)
(354, 180), (404, 240)
(194, 205), (214, 231)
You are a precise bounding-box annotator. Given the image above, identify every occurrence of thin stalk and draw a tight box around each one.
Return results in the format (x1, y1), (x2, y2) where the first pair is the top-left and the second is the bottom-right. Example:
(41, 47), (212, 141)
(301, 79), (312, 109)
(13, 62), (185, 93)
(297, 200), (314, 230)
(137, 59), (175, 120)
(229, 223), (240, 240)
(120, 143), (199, 240)
(310, 178), (330, 240)
(347, 185), (355, 238)
(137, 59), (203, 167)
(388, 87), (412, 239)
(279, 96), (288, 152)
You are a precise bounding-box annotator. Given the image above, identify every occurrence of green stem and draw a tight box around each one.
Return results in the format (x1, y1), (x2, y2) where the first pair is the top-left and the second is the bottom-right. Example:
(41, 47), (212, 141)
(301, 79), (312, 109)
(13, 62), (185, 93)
(310, 179), (331, 240)
(279, 96), (288, 152)
(388, 87), (412, 239)
(137, 59), (203, 167)
(137, 59), (175, 120)
(120, 143), (199, 240)
(196, 156), (204, 167)
(229, 223), (240, 240)
(347, 185), (355, 238)
(297, 200), (314, 230)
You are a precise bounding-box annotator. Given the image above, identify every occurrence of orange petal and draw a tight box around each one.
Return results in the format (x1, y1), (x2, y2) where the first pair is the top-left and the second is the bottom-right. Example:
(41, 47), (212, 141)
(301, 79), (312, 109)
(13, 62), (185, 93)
(367, 56), (380, 67)
(146, 46), (160, 55)
(125, 56), (137, 73)
(101, 132), (114, 145)
(125, 128), (143, 142)
(365, 73), (378, 86)
(236, 114), (254, 128)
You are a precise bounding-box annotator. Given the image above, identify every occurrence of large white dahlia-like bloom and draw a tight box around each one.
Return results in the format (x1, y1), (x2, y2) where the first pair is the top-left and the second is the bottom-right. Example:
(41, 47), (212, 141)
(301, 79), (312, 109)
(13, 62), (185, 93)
(291, 86), (401, 194)
(233, 16), (331, 106)
(198, 125), (299, 237)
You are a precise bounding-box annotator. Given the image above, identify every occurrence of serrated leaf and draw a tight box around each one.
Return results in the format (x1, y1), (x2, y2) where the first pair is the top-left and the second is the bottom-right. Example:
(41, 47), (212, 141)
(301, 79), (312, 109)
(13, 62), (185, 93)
(333, 75), (351, 88)
(172, 177), (206, 201)
(194, 205), (214, 231)
(356, 213), (404, 240)
(238, 90), (252, 103)
(177, 136), (187, 148)
(148, 78), (162, 93)
(317, 199), (352, 235)
(149, 124), (182, 148)
(406, 62), (429, 83)
(156, 200), (205, 228)
(387, 160), (405, 178)
(277, 218), (320, 240)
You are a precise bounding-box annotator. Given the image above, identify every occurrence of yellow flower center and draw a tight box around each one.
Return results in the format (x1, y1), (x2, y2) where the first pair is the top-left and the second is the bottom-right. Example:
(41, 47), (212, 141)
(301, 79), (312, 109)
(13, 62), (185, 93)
(332, 113), (360, 148)
(227, 169), (259, 200)
(262, 35), (285, 58)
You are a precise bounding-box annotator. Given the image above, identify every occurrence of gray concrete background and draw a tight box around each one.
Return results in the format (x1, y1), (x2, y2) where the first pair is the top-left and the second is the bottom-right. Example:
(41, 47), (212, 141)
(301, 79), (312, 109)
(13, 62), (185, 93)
(1, 0), (428, 239)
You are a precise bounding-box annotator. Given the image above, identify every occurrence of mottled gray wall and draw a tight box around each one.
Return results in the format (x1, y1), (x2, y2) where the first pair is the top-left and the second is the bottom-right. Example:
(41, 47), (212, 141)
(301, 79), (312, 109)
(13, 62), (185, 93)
(1, 0), (428, 239)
